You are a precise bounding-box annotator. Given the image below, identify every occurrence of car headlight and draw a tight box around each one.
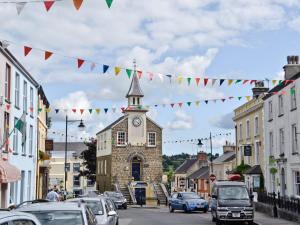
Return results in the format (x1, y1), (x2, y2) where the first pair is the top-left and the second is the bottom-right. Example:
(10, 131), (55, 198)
(123, 199), (127, 203)
(217, 207), (228, 211)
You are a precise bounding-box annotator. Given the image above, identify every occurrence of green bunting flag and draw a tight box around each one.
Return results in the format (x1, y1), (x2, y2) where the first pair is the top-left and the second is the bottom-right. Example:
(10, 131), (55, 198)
(238, 97), (242, 100)
(235, 80), (242, 84)
(38, 108), (43, 113)
(187, 77), (192, 86)
(88, 109), (93, 114)
(187, 102), (192, 106)
(106, 0), (113, 8)
(126, 69), (132, 79)
(278, 80), (283, 85)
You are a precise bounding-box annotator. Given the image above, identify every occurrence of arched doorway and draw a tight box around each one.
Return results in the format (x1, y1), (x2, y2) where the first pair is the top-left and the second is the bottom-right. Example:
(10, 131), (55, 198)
(131, 156), (143, 181)
(281, 168), (286, 196)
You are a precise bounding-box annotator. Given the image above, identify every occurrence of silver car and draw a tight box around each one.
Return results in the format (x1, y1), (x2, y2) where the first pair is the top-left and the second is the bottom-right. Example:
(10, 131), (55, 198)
(67, 197), (119, 225)
(14, 202), (98, 225)
(0, 211), (41, 225)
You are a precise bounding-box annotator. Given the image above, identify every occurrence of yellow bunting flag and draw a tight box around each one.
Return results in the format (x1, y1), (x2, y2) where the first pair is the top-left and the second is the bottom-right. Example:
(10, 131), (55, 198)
(177, 76), (183, 84)
(46, 108), (51, 113)
(73, 0), (83, 10)
(95, 108), (101, 114)
(195, 101), (200, 107)
(228, 79), (233, 86)
(246, 96), (251, 101)
(115, 67), (121, 75)
(272, 80), (277, 86)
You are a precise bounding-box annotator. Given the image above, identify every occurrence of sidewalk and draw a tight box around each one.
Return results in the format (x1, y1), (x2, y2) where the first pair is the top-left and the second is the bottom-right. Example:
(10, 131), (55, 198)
(255, 212), (300, 225)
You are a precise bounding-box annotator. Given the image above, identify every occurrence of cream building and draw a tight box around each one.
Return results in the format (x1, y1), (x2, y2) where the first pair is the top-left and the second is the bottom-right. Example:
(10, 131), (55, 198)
(233, 82), (269, 191)
(49, 142), (95, 197)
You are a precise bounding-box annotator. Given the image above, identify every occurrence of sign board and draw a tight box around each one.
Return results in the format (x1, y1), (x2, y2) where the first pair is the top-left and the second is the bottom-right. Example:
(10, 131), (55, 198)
(209, 174), (216, 182)
(244, 145), (252, 156)
(45, 139), (54, 151)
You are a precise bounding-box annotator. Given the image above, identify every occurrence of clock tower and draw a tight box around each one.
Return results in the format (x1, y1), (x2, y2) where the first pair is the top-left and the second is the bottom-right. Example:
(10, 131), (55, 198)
(125, 60), (148, 146)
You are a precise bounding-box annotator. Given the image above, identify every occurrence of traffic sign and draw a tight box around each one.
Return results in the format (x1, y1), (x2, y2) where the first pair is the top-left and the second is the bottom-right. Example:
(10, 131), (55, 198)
(209, 174), (216, 182)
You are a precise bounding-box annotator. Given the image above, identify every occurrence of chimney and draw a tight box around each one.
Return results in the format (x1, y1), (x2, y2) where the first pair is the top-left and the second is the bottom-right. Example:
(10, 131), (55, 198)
(283, 55), (300, 80)
(197, 151), (207, 161)
(252, 81), (269, 97)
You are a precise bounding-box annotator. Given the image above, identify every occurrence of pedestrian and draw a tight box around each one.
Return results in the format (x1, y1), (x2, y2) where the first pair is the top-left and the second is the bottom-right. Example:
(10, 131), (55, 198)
(46, 188), (60, 202)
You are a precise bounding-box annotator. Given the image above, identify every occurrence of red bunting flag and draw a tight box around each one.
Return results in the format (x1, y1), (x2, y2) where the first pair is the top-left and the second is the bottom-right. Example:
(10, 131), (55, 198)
(204, 78), (209, 86)
(195, 78), (200, 86)
(243, 80), (249, 84)
(137, 70), (142, 79)
(178, 103), (183, 107)
(6, 104), (10, 110)
(77, 59), (84, 68)
(44, 1), (55, 11)
(250, 80), (256, 84)
(73, 0), (83, 10)
(80, 109), (84, 114)
(281, 91), (287, 95)
(29, 107), (34, 112)
(148, 72), (154, 80)
(44, 51), (53, 60)
(121, 107), (125, 112)
(72, 109), (76, 113)
(24, 46), (32, 56)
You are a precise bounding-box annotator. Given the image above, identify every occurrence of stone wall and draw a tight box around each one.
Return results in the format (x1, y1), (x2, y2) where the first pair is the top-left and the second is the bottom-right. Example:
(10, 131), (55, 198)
(96, 155), (112, 193)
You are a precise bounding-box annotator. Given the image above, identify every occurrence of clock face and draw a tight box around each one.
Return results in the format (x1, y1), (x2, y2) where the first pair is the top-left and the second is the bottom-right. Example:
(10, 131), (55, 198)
(132, 117), (142, 127)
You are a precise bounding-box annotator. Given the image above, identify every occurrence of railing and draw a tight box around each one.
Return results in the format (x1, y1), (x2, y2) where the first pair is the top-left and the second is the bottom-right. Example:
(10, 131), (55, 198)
(127, 184), (137, 205)
(257, 192), (300, 215)
(160, 183), (170, 198)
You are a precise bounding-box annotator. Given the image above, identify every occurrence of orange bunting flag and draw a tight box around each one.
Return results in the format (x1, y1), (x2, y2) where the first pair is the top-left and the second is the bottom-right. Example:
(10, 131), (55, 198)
(77, 59), (85, 68)
(204, 78), (209, 86)
(73, 0), (83, 10)
(44, 51), (53, 60)
(246, 96), (251, 101)
(80, 109), (84, 114)
(195, 77), (200, 86)
(115, 67), (121, 75)
(137, 70), (142, 79)
(95, 108), (100, 114)
(228, 79), (233, 86)
(44, 1), (55, 11)
(24, 46), (32, 56)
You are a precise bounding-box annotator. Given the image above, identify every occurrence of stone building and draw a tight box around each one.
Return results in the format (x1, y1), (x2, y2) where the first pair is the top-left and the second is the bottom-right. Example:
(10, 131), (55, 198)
(96, 68), (163, 197)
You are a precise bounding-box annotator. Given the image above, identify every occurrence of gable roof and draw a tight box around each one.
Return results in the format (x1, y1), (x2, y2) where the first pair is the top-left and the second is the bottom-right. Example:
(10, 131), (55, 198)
(213, 151), (235, 164)
(188, 166), (209, 180)
(96, 116), (126, 135)
(175, 158), (197, 174)
(126, 72), (144, 97)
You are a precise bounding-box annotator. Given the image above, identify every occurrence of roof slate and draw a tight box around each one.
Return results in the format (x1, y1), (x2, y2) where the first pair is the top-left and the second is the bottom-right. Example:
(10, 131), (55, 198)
(96, 116), (126, 135)
(244, 165), (262, 175)
(188, 166), (209, 179)
(175, 158), (197, 174)
(213, 151), (235, 164)
(126, 72), (144, 97)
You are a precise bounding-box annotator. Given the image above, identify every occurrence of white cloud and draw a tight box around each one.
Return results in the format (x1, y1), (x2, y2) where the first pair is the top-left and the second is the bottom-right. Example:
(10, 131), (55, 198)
(167, 111), (193, 130)
(210, 112), (235, 129)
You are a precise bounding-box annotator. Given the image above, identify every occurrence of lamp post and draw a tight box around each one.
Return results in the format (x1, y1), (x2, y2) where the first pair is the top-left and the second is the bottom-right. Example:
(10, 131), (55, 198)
(64, 115), (85, 198)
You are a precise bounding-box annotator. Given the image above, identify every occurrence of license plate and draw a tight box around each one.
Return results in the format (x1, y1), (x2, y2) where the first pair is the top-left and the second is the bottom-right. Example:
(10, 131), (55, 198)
(232, 213), (240, 218)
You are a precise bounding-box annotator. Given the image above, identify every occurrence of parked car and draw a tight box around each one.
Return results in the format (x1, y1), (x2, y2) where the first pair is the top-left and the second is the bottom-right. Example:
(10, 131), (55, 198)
(0, 211), (41, 225)
(67, 197), (119, 225)
(169, 192), (209, 213)
(14, 201), (99, 225)
(104, 192), (127, 209)
(210, 181), (254, 225)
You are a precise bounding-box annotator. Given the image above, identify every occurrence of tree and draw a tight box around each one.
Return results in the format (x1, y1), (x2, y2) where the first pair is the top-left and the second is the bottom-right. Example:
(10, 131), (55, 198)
(79, 140), (97, 183)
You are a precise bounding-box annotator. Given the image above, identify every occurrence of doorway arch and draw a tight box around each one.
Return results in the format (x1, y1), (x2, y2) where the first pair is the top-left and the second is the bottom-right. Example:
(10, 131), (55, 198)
(131, 156), (143, 181)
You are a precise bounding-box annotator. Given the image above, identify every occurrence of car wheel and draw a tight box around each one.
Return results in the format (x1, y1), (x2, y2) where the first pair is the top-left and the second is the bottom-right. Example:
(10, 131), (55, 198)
(123, 204), (127, 210)
(183, 205), (189, 213)
(203, 208), (208, 213)
(169, 205), (174, 213)
(216, 219), (222, 225)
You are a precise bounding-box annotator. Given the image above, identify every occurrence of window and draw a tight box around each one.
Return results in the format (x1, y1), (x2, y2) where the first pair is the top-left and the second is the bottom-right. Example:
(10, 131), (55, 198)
(117, 131), (126, 146)
(12, 220), (37, 225)
(20, 171), (25, 203)
(268, 101), (273, 120)
(87, 178), (95, 187)
(148, 132), (156, 147)
(133, 97), (135, 105)
(269, 132), (274, 156)
(255, 141), (260, 165)
(13, 117), (19, 154)
(279, 128), (284, 154)
(15, 73), (20, 108)
(292, 124), (298, 154)
(294, 171), (300, 196)
(100, 161), (103, 175)
(27, 171), (31, 200)
(291, 86), (297, 110)
(73, 163), (80, 173)
(5, 64), (11, 101)
(97, 161), (100, 174)
(271, 173), (276, 193)
(4, 112), (10, 152)
(23, 81), (27, 113)
(246, 120), (250, 138)
(254, 117), (259, 135)
(30, 87), (33, 116)
(104, 160), (107, 175)
(10, 182), (15, 204)
(29, 125), (33, 156)
(65, 163), (70, 172)
(22, 124), (26, 155)
(239, 123), (243, 140)
(278, 95), (284, 116)
(73, 175), (80, 187)
(137, 98), (140, 105)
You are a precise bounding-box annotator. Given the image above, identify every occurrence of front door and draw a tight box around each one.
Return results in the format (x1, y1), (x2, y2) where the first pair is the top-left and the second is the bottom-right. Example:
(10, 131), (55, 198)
(132, 162), (141, 181)
(281, 168), (286, 196)
(135, 188), (146, 205)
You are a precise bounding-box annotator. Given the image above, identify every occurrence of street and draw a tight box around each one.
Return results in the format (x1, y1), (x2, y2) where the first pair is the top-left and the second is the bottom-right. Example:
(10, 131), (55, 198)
(118, 206), (214, 225)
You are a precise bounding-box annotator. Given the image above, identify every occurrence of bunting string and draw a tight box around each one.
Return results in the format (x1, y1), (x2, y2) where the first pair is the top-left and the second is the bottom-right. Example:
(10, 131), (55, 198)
(164, 132), (232, 144)
(0, 39), (293, 87)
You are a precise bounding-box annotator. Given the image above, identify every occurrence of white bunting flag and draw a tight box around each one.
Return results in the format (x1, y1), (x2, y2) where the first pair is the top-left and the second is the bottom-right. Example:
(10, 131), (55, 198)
(212, 79), (217, 86)
(157, 73), (164, 82)
(16, 2), (27, 15)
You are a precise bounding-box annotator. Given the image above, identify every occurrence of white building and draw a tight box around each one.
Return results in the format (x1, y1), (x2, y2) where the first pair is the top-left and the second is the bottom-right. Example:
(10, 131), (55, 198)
(0, 43), (39, 207)
(264, 55), (300, 198)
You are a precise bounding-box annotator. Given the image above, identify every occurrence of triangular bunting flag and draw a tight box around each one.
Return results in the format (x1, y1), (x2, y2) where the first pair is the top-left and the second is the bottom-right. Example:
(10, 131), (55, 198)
(228, 79), (233, 86)
(187, 102), (192, 106)
(204, 78), (209, 86)
(95, 108), (100, 114)
(73, 0), (83, 10)
(104, 108), (108, 114)
(46, 108), (51, 113)
(178, 103), (183, 107)
(72, 109), (76, 113)
(243, 80), (249, 84)
(246, 96), (251, 101)
(272, 80), (277, 86)
(88, 109), (93, 114)
(80, 109), (84, 114)
(103, 65), (109, 73)
(38, 108), (42, 113)
(195, 77), (200, 86)
(44, 1), (55, 12)
(126, 69), (132, 79)
(137, 70), (142, 79)
(29, 107), (34, 112)
(195, 101), (200, 106)
(24, 46), (32, 56)
(205, 100), (208, 104)
(106, 0), (113, 8)
(177, 76), (183, 84)
(121, 107), (125, 113)
(77, 59), (85, 68)
(112, 107), (116, 113)
(213, 99), (217, 103)
(158, 73), (164, 82)
(238, 97), (242, 100)
(6, 104), (10, 111)
(44, 51), (53, 60)
(148, 72), (154, 80)
(278, 80), (283, 85)
(55, 109), (59, 114)
(16, 2), (27, 15)
(90, 62), (96, 71)
(114, 67), (121, 75)
(171, 103), (175, 108)
(284, 80), (290, 86)
(250, 80), (257, 84)
(221, 99), (226, 102)
(235, 79), (242, 84)
(212, 79), (217, 86)
(187, 77), (192, 86)
(220, 79), (225, 86)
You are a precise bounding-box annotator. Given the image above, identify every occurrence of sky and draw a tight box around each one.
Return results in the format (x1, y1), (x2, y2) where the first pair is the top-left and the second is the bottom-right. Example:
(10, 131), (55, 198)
(1, 0), (300, 156)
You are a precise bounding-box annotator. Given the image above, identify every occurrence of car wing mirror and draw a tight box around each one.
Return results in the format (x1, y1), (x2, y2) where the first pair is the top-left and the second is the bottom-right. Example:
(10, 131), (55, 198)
(211, 194), (218, 199)
(249, 194), (254, 200)
(108, 211), (117, 217)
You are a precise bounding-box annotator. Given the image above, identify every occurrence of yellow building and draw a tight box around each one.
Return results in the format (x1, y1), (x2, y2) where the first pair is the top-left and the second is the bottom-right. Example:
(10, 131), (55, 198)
(36, 86), (50, 199)
(233, 82), (268, 191)
(49, 142), (95, 197)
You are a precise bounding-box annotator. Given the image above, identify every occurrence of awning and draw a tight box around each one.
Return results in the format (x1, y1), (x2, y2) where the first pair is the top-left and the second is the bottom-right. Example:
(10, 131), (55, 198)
(0, 159), (21, 183)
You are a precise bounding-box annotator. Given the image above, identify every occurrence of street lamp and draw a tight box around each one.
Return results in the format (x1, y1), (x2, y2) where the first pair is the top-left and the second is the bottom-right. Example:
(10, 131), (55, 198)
(64, 115), (85, 198)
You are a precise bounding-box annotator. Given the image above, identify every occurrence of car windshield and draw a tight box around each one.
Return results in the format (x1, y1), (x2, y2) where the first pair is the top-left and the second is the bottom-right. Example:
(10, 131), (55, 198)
(219, 186), (249, 200)
(107, 192), (123, 198)
(181, 193), (201, 199)
(26, 210), (84, 225)
(86, 201), (104, 215)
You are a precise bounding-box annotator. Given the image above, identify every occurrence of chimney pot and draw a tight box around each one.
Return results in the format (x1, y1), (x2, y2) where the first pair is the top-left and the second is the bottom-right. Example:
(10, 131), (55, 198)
(284, 55), (300, 80)
(287, 56), (292, 64)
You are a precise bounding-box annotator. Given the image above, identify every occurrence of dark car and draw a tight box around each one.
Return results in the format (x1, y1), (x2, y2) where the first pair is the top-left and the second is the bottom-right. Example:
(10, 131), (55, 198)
(169, 192), (209, 213)
(104, 191), (127, 209)
(210, 181), (254, 225)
